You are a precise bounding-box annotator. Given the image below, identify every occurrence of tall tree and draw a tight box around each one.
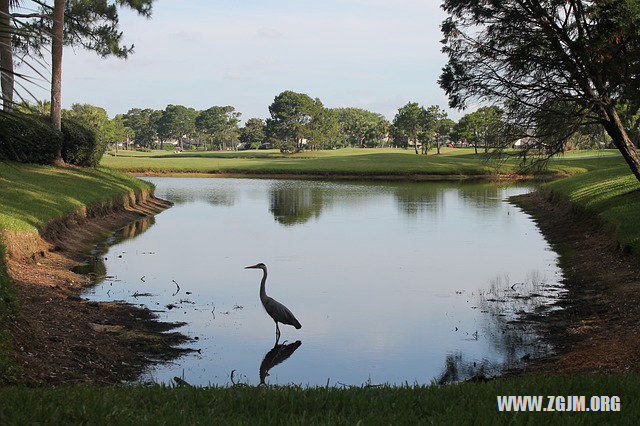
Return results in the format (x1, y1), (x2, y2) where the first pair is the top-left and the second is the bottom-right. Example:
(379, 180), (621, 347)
(455, 107), (503, 155)
(0, 0), (16, 111)
(440, 0), (640, 181)
(123, 108), (161, 148)
(239, 117), (266, 149)
(333, 107), (389, 148)
(307, 99), (338, 150)
(392, 102), (429, 154)
(266, 90), (315, 152)
(423, 105), (453, 155)
(195, 106), (241, 150)
(158, 105), (197, 150)
(436, 117), (455, 154)
(50, 0), (64, 164)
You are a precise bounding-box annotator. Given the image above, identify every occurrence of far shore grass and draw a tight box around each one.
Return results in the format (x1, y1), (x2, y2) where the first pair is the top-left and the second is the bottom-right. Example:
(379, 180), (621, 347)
(101, 147), (622, 177)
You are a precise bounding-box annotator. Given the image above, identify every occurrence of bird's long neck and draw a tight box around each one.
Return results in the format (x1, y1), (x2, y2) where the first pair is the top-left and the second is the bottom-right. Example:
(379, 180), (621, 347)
(259, 268), (268, 302)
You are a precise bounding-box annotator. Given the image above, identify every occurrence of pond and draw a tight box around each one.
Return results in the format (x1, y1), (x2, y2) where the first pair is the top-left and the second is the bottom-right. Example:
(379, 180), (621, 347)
(82, 178), (565, 386)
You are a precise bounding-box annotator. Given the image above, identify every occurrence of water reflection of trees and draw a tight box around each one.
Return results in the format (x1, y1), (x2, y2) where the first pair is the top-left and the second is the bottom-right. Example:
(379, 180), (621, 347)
(163, 188), (236, 207)
(269, 186), (327, 226)
(436, 271), (565, 384)
(393, 184), (444, 217)
(118, 215), (155, 240)
(457, 184), (504, 210)
(78, 216), (159, 282)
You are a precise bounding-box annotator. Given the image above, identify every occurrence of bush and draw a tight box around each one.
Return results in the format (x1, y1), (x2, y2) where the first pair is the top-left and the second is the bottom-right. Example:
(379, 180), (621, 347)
(0, 113), (62, 164)
(60, 118), (106, 167)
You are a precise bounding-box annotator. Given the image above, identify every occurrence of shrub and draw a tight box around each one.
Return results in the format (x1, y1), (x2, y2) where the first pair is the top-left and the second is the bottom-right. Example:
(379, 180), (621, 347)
(0, 113), (62, 164)
(60, 118), (106, 167)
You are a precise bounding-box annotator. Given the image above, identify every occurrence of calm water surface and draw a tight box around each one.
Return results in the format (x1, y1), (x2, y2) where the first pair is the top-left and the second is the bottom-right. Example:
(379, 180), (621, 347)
(82, 178), (564, 386)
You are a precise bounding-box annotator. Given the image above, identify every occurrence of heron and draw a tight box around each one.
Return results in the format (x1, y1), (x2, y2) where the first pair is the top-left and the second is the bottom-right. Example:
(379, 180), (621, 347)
(245, 263), (301, 339)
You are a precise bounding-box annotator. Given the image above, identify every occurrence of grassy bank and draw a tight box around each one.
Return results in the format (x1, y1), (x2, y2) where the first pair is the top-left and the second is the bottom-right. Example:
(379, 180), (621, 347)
(0, 162), (153, 233)
(545, 163), (640, 259)
(0, 374), (636, 424)
(0, 162), (155, 381)
(101, 147), (622, 177)
(0, 242), (17, 380)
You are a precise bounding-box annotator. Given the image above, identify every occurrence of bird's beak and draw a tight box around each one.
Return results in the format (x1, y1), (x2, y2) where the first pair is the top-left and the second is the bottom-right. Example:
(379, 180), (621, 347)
(245, 264), (259, 269)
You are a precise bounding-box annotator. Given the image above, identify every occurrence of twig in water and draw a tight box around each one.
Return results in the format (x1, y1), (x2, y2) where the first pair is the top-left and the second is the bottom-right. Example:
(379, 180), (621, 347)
(172, 279), (181, 296)
(230, 369), (246, 387)
(140, 276), (146, 282)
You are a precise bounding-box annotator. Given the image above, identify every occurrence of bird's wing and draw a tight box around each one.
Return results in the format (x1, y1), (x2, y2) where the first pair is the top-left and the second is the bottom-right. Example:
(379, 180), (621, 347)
(264, 297), (302, 329)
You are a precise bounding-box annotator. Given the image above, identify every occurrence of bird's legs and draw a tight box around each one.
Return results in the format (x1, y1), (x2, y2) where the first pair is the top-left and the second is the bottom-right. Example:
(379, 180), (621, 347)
(275, 321), (281, 343)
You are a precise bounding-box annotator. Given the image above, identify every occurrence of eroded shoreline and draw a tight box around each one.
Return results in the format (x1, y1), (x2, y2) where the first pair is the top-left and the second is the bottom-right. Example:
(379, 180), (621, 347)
(4, 191), (192, 384)
(512, 191), (640, 375)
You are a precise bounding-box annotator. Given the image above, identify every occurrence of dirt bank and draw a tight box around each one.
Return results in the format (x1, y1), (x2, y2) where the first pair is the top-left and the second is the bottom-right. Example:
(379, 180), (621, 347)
(513, 191), (640, 374)
(3, 191), (192, 385)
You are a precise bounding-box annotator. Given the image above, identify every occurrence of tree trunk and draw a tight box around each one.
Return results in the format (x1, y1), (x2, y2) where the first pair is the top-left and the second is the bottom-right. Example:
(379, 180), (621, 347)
(414, 139), (418, 154)
(474, 143), (478, 155)
(437, 140), (441, 155)
(0, 0), (13, 111)
(51, 0), (65, 165)
(602, 105), (640, 183)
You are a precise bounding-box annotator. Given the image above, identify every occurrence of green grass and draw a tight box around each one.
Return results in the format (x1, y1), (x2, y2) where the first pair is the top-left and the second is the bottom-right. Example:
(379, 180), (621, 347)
(545, 163), (640, 258)
(0, 374), (636, 424)
(0, 162), (153, 233)
(0, 240), (18, 382)
(101, 148), (621, 177)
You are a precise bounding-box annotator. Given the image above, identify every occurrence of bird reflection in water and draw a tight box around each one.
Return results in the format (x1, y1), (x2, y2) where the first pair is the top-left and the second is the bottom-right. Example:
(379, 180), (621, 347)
(259, 340), (302, 385)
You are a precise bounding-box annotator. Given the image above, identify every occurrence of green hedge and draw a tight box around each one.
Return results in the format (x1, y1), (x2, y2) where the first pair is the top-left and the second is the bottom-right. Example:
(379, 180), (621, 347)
(0, 113), (62, 164)
(0, 114), (106, 167)
(61, 118), (106, 167)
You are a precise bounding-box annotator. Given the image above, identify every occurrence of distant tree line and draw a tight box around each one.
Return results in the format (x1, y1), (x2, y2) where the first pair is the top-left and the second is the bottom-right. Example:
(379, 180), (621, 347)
(15, 88), (613, 156)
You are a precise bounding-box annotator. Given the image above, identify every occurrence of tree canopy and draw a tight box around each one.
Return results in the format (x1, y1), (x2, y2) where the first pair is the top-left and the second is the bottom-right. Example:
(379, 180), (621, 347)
(195, 106), (241, 150)
(239, 118), (266, 149)
(266, 90), (316, 152)
(157, 104), (198, 149)
(440, 0), (640, 180)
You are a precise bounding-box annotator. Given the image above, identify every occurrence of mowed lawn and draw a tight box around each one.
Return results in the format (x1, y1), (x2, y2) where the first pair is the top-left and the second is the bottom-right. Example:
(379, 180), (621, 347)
(0, 163), (153, 233)
(545, 162), (640, 258)
(101, 147), (621, 176)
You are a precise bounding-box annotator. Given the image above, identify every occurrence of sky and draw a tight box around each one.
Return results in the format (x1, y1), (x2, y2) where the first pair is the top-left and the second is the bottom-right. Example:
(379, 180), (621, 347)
(23, 0), (462, 122)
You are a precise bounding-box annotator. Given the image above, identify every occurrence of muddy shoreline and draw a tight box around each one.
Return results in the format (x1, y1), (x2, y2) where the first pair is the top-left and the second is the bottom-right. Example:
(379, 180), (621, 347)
(4, 191), (192, 385)
(512, 191), (640, 375)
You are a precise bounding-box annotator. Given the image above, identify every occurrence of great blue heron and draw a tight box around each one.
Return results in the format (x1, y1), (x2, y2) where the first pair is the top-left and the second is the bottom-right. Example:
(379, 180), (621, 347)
(245, 263), (302, 339)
